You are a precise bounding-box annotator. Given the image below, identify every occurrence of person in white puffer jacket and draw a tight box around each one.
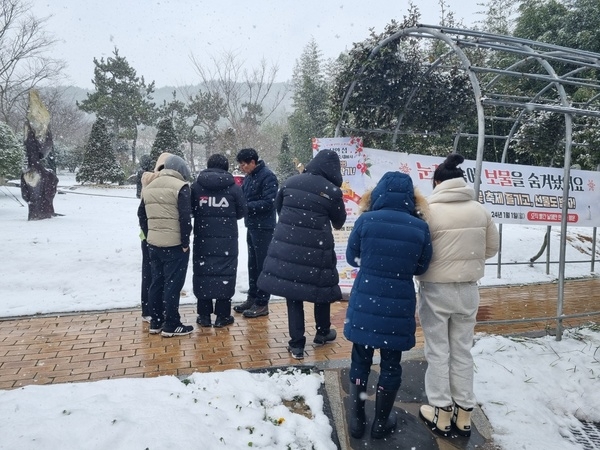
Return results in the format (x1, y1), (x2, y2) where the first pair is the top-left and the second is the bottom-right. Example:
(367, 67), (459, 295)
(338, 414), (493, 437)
(417, 153), (499, 438)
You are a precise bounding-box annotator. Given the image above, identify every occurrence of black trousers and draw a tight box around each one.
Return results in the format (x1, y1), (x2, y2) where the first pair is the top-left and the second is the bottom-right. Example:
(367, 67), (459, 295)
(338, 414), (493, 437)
(286, 299), (331, 348)
(148, 244), (190, 328)
(197, 298), (231, 318)
(246, 228), (273, 305)
(140, 240), (151, 317)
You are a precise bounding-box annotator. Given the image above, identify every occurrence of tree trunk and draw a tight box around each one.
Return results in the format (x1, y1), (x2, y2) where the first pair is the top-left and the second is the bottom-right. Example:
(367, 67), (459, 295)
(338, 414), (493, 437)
(131, 127), (138, 163)
(20, 90), (58, 221)
(189, 139), (196, 174)
(21, 129), (59, 220)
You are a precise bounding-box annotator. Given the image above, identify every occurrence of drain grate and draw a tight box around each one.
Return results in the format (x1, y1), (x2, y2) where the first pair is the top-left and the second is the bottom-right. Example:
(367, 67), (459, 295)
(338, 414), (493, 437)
(570, 421), (600, 450)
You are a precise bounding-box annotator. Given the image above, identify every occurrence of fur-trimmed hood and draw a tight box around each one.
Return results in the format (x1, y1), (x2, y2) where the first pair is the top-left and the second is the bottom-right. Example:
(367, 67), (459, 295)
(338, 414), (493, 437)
(359, 173), (430, 221)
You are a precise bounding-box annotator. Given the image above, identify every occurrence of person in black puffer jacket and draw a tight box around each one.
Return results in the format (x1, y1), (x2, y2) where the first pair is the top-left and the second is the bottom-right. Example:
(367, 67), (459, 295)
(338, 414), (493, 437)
(191, 154), (247, 328)
(233, 148), (279, 319)
(258, 149), (346, 360)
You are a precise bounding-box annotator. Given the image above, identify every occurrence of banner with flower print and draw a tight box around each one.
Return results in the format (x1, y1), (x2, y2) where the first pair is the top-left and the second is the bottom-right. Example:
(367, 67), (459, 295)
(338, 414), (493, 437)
(311, 137), (600, 292)
(312, 137), (369, 288)
(360, 147), (600, 227)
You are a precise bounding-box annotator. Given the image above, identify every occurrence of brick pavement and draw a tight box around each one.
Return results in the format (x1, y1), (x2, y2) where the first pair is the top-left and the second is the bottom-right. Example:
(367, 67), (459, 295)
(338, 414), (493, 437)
(0, 279), (598, 390)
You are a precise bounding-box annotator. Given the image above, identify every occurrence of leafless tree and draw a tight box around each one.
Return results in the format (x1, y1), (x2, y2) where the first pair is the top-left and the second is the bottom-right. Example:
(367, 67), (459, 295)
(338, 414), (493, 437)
(43, 87), (90, 143)
(41, 86), (92, 170)
(189, 50), (288, 150)
(0, 0), (65, 130)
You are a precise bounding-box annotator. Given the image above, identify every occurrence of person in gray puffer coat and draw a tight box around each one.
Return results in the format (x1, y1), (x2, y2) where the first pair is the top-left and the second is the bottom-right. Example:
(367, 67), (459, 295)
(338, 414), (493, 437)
(138, 154), (194, 337)
(258, 149), (346, 360)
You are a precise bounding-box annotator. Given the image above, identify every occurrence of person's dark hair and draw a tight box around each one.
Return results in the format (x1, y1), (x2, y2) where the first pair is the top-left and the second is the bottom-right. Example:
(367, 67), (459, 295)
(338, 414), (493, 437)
(433, 153), (465, 188)
(207, 153), (229, 171)
(139, 154), (153, 172)
(236, 148), (259, 164)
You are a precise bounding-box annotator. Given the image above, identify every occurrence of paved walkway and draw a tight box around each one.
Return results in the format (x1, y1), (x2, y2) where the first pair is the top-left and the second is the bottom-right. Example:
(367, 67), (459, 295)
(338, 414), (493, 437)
(1, 278), (598, 389)
(1, 279), (598, 449)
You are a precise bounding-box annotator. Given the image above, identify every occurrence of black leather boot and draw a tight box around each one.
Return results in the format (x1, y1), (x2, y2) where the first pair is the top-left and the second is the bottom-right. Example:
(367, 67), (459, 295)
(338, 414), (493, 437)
(348, 383), (368, 439)
(370, 386), (398, 439)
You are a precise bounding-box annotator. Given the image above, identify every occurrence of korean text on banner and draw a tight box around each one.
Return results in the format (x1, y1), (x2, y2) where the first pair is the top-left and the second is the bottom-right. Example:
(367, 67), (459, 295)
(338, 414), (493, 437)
(312, 137), (368, 289)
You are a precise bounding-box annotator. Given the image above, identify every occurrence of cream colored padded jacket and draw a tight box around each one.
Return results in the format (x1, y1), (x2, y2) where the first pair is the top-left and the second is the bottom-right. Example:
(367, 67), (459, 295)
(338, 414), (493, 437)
(142, 169), (187, 248)
(416, 177), (499, 283)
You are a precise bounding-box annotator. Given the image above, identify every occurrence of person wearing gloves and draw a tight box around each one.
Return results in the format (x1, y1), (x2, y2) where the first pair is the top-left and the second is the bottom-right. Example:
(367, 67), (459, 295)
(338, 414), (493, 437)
(417, 153), (499, 438)
(190, 153), (247, 328)
(258, 149), (346, 360)
(138, 154), (194, 337)
(344, 171), (432, 440)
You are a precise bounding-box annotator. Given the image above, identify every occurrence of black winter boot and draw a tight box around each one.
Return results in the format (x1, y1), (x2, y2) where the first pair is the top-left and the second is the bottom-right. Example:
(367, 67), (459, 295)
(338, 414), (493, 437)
(348, 384), (368, 439)
(370, 386), (398, 439)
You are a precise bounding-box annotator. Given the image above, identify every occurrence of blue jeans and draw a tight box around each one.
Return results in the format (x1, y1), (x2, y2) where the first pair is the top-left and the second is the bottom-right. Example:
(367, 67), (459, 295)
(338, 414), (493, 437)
(148, 244), (190, 328)
(350, 343), (403, 391)
(246, 228), (273, 305)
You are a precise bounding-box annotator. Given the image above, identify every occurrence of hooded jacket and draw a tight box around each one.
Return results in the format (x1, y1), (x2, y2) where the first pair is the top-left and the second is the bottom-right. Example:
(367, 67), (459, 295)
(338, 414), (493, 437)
(140, 152), (173, 189)
(416, 177), (499, 283)
(343, 171), (432, 351)
(138, 155), (192, 248)
(257, 150), (346, 303)
(190, 168), (247, 300)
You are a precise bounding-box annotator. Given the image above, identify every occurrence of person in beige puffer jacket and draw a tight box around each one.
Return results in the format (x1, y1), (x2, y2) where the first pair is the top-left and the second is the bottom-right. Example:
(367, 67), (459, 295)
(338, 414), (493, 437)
(138, 153), (194, 337)
(138, 153), (174, 322)
(417, 153), (499, 438)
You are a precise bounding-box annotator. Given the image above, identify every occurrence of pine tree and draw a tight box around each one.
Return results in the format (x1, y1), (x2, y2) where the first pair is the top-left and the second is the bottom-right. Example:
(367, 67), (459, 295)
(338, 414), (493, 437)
(149, 118), (184, 167)
(0, 121), (24, 184)
(76, 118), (124, 184)
(277, 134), (296, 181)
(78, 48), (156, 164)
(218, 127), (238, 170)
(288, 39), (329, 164)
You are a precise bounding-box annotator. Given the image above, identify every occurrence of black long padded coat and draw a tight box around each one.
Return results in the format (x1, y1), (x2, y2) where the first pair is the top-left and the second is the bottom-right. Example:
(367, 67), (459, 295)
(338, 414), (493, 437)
(191, 168), (247, 300)
(257, 150), (346, 303)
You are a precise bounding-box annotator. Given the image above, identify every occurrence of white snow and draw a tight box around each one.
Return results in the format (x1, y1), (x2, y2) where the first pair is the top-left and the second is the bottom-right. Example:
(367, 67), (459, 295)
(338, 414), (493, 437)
(1, 173), (599, 449)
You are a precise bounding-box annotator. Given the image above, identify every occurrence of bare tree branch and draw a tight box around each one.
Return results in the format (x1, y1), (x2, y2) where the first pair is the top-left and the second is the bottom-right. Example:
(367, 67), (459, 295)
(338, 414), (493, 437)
(0, 0), (65, 130)
(189, 50), (288, 146)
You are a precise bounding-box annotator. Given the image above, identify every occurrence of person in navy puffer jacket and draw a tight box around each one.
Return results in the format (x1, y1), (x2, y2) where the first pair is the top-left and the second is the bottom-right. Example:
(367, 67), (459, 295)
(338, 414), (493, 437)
(344, 171), (432, 440)
(233, 148), (279, 319)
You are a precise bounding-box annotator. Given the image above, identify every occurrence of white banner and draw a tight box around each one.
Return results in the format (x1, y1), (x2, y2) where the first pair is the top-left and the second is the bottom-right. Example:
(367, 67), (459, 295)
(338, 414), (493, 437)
(362, 148), (600, 227)
(312, 137), (366, 288)
(312, 137), (600, 290)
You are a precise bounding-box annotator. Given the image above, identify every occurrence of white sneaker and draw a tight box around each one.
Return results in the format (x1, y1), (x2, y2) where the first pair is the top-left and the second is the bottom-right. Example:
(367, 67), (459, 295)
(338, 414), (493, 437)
(142, 316), (152, 323)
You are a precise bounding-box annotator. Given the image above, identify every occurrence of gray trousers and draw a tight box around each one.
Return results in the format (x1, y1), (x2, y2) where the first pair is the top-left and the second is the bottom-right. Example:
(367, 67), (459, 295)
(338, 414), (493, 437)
(418, 281), (479, 408)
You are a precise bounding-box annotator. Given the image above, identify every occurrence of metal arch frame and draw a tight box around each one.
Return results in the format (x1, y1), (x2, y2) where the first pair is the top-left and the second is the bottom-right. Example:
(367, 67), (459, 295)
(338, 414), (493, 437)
(334, 25), (600, 340)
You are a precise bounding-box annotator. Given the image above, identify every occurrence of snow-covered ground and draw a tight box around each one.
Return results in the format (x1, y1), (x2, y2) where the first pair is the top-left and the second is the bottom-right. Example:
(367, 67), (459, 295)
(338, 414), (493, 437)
(0, 173), (598, 449)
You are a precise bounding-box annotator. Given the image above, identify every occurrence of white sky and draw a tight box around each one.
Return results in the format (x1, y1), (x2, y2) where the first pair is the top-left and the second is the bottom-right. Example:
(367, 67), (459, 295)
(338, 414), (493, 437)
(32, 0), (483, 88)
(1, 173), (599, 449)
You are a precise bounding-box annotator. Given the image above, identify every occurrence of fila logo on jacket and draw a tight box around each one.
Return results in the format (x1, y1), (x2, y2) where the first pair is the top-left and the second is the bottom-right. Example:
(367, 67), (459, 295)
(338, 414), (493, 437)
(199, 196), (229, 208)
